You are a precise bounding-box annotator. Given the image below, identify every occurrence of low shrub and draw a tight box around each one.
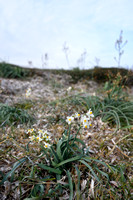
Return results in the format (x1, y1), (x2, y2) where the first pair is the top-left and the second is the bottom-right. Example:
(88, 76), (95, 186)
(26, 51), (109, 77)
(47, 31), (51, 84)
(0, 62), (30, 78)
(77, 95), (133, 129)
(0, 103), (35, 126)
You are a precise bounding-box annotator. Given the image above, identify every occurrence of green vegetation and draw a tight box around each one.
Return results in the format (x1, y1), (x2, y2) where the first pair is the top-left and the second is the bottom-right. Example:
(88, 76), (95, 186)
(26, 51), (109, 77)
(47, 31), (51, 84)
(0, 67), (132, 199)
(1, 62), (133, 86)
(62, 66), (133, 84)
(0, 113), (116, 199)
(79, 95), (133, 128)
(75, 73), (133, 129)
(14, 100), (34, 110)
(0, 103), (35, 126)
(0, 62), (31, 78)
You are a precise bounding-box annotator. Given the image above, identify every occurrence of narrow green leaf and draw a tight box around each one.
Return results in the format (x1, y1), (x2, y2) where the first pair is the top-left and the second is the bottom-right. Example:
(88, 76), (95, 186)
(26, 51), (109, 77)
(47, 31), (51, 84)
(62, 146), (68, 158)
(75, 166), (81, 193)
(26, 141), (31, 152)
(56, 140), (63, 161)
(24, 197), (41, 200)
(51, 160), (57, 167)
(38, 164), (62, 174)
(67, 170), (73, 200)
(74, 138), (85, 146)
(83, 157), (108, 168)
(95, 166), (109, 180)
(121, 125), (133, 129)
(37, 176), (53, 182)
(30, 166), (34, 178)
(0, 157), (27, 185)
(55, 155), (82, 168)
(79, 160), (100, 182)
(50, 146), (60, 163)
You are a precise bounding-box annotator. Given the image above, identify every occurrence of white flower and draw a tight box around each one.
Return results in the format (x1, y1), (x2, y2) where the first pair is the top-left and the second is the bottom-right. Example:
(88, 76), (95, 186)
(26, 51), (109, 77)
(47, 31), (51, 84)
(74, 112), (80, 119)
(83, 123), (89, 129)
(44, 142), (51, 148)
(37, 129), (51, 141)
(80, 115), (89, 125)
(86, 109), (94, 118)
(36, 135), (43, 142)
(45, 135), (51, 141)
(83, 121), (92, 129)
(66, 116), (74, 124)
(42, 133), (51, 141)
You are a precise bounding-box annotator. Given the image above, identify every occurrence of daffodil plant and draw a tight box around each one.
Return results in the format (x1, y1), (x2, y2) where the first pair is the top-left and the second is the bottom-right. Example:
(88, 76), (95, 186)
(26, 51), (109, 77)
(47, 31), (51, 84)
(0, 108), (112, 199)
(37, 108), (111, 197)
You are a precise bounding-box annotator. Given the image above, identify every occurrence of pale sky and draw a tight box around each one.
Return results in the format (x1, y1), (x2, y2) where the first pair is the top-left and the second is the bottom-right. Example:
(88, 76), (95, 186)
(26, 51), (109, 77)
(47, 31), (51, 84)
(0, 0), (133, 69)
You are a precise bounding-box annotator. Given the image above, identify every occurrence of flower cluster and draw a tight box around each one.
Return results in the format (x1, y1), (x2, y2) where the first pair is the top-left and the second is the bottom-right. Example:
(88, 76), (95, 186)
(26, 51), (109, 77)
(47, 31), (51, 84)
(66, 109), (94, 129)
(25, 88), (31, 98)
(26, 128), (51, 148)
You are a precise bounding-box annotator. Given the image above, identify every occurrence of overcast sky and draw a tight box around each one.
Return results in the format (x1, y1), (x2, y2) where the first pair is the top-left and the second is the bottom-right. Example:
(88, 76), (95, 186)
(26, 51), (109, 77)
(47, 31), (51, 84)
(0, 0), (133, 69)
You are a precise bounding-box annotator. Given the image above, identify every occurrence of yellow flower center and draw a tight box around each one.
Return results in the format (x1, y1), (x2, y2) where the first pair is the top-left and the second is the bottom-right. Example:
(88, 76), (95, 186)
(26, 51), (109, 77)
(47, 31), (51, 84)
(90, 124), (92, 126)
(36, 137), (39, 140)
(78, 114), (80, 116)
(85, 125), (87, 128)
(69, 118), (71, 121)
(90, 111), (92, 114)
(84, 119), (87, 122)
(45, 144), (48, 148)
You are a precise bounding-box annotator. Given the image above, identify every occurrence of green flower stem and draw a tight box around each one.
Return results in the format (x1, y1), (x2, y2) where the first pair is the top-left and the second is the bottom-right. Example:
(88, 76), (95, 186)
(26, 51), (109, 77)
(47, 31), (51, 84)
(67, 124), (71, 153)
(73, 126), (81, 144)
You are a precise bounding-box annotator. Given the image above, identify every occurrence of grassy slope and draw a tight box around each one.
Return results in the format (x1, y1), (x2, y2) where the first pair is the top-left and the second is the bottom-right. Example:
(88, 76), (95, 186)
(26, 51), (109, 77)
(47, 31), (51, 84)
(0, 61), (133, 85)
(0, 62), (133, 199)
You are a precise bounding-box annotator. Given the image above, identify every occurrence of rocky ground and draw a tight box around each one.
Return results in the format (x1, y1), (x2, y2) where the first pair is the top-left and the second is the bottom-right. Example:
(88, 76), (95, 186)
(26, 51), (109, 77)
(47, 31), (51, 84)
(0, 73), (100, 104)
